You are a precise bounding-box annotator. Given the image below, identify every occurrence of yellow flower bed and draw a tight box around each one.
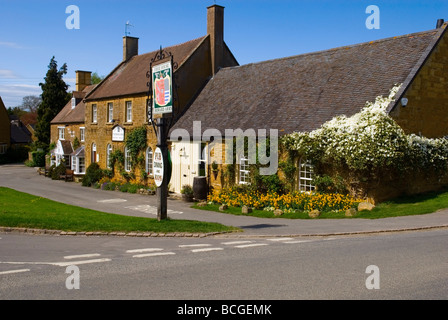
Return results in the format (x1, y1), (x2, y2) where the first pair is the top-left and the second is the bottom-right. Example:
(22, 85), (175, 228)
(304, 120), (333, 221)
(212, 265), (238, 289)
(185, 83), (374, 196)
(208, 187), (361, 213)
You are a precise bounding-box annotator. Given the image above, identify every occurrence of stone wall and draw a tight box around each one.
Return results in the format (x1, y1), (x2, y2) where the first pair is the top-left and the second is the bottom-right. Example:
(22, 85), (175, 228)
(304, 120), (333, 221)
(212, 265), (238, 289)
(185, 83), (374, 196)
(390, 27), (448, 138)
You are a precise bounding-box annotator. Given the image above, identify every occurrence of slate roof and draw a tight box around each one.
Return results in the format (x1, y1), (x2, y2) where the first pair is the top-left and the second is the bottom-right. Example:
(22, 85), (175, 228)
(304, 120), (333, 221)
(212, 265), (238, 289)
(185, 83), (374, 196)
(171, 27), (445, 137)
(85, 36), (207, 101)
(10, 121), (32, 144)
(51, 84), (96, 124)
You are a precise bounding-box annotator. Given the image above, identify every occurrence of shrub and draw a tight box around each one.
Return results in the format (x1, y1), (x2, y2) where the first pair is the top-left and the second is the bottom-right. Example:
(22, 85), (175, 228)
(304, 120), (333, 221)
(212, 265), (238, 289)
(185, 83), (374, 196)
(251, 173), (285, 194)
(181, 184), (193, 195)
(127, 184), (139, 194)
(51, 163), (66, 180)
(47, 164), (56, 178)
(313, 175), (348, 195)
(82, 162), (104, 187)
(118, 183), (130, 192)
(281, 84), (448, 189)
(102, 169), (113, 179)
(31, 151), (46, 167)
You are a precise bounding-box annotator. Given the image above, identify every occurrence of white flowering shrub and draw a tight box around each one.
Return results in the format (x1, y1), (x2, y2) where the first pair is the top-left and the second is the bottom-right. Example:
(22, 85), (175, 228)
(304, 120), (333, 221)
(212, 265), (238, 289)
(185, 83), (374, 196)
(282, 85), (448, 177)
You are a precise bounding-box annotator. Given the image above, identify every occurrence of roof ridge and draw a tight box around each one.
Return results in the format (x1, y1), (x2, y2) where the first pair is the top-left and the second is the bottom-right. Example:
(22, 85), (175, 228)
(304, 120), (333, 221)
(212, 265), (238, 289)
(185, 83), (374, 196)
(136, 35), (207, 59)
(224, 28), (440, 71)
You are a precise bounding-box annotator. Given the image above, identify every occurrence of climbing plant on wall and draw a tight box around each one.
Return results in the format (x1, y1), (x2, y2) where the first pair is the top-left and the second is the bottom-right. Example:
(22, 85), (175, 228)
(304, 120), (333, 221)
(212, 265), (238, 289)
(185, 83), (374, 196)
(125, 126), (147, 169)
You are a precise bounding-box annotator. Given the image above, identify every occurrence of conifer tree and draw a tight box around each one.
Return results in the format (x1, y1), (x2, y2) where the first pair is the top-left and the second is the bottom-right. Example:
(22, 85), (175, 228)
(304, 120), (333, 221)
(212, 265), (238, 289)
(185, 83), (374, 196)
(35, 56), (70, 149)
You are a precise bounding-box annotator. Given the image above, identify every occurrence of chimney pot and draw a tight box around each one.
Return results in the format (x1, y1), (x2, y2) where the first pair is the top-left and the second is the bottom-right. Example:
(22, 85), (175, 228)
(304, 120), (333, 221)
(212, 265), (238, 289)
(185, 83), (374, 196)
(437, 19), (445, 28)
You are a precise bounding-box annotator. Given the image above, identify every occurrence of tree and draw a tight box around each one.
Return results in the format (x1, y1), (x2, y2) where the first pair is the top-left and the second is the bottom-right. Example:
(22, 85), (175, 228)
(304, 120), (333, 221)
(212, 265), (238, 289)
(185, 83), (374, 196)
(91, 72), (105, 84)
(19, 95), (41, 113)
(35, 56), (70, 149)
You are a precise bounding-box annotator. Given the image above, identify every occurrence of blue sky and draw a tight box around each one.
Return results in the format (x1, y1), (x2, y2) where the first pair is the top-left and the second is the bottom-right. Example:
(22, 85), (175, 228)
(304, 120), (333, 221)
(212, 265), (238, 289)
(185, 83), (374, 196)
(1, 0), (448, 108)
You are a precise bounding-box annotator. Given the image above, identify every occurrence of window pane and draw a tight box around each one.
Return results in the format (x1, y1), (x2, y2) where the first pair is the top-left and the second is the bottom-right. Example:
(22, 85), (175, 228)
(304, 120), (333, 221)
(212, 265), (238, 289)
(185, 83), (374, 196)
(125, 147), (131, 172)
(298, 159), (315, 192)
(126, 101), (132, 122)
(108, 103), (113, 122)
(146, 147), (153, 175)
(92, 105), (97, 123)
(239, 156), (250, 184)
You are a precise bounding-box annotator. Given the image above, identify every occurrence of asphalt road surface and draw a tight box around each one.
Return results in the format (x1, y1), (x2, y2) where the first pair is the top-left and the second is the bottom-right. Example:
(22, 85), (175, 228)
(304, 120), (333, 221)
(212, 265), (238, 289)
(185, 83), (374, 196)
(0, 230), (447, 300)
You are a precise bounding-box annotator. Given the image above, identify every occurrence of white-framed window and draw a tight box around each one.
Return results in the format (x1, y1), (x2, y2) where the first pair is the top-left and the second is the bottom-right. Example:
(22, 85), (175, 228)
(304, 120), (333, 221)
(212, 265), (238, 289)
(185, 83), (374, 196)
(298, 158), (315, 192)
(106, 144), (113, 169)
(71, 97), (76, 109)
(58, 127), (65, 140)
(80, 127), (85, 142)
(91, 143), (97, 163)
(0, 143), (7, 154)
(92, 104), (97, 123)
(126, 101), (132, 122)
(239, 155), (250, 184)
(199, 143), (207, 177)
(124, 147), (131, 172)
(78, 157), (85, 174)
(107, 102), (114, 123)
(72, 156), (85, 174)
(146, 147), (153, 176)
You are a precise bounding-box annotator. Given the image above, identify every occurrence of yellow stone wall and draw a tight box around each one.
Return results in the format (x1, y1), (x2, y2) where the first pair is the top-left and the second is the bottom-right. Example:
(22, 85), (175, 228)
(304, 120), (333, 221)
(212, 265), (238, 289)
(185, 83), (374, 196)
(390, 27), (448, 138)
(50, 123), (84, 147)
(84, 94), (157, 185)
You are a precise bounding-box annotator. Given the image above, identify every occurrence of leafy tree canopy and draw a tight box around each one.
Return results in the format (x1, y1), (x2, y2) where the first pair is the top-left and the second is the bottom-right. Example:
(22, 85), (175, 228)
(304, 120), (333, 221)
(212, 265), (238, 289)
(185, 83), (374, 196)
(35, 56), (70, 149)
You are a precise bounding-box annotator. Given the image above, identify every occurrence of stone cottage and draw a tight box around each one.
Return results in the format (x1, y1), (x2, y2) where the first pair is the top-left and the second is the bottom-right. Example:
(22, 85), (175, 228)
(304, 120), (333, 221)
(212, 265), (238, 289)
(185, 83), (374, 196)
(170, 20), (448, 200)
(83, 5), (238, 185)
(50, 70), (95, 177)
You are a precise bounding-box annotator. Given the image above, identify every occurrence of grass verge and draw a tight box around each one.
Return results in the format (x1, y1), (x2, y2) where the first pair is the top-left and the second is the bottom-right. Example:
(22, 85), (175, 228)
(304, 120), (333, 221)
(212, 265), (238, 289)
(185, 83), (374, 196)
(193, 189), (448, 219)
(0, 187), (239, 233)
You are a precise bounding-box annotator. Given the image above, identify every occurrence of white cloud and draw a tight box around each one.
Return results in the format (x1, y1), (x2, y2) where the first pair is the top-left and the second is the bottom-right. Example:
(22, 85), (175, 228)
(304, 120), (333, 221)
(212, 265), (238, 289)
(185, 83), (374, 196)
(0, 69), (19, 79)
(0, 41), (25, 49)
(0, 83), (41, 107)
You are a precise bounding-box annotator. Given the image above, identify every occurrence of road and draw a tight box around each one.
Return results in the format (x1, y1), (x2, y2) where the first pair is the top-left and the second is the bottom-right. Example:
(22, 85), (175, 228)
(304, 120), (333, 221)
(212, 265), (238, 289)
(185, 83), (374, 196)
(1, 164), (448, 303)
(1, 230), (447, 300)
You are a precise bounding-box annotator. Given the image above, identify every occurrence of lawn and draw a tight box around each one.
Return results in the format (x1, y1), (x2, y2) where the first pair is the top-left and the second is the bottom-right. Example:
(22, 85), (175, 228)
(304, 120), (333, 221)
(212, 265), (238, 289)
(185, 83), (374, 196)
(194, 189), (448, 219)
(0, 187), (239, 233)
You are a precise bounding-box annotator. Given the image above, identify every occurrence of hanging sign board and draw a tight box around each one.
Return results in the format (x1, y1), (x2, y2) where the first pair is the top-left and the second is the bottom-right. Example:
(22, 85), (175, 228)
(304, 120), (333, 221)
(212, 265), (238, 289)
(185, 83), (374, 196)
(152, 61), (173, 115)
(153, 147), (164, 187)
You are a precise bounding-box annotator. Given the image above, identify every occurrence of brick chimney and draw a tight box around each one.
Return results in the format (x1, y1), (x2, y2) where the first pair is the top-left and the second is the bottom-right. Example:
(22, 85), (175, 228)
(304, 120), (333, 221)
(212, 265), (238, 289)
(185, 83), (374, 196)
(207, 5), (225, 75)
(75, 70), (92, 91)
(123, 36), (139, 61)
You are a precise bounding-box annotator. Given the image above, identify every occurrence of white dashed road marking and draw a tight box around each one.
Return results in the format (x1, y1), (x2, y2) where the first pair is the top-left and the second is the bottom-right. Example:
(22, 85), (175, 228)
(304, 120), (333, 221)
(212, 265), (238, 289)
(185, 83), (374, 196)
(267, 238), (294, 242)
(235, 243), (269, 248)
(64, 253), (101, 259)
(191, 248), (224, 253)
(97, 199), (127, 203)
(126, 248), (164, 253)
(221, 241), (254, 245)
(179, 244), (212, 248)
(0, 259), (111, 267)
(0, 269), (30, 275)
(132, 252), (176, 258)
(283, 240), (314, 244)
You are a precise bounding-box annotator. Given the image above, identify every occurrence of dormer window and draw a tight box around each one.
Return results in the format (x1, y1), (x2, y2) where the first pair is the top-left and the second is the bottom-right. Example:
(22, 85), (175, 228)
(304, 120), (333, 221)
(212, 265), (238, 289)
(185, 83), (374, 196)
(71, 97), (76, 109)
